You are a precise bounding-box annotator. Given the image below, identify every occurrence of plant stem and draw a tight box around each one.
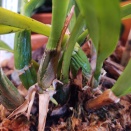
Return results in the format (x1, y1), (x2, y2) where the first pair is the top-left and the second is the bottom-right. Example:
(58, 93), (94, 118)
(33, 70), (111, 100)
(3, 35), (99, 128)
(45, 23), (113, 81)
(94, 60), (103, 82)
(46, 0), (69, 50)
(61, 14), (84, 83)
(38, 0), (69, 89)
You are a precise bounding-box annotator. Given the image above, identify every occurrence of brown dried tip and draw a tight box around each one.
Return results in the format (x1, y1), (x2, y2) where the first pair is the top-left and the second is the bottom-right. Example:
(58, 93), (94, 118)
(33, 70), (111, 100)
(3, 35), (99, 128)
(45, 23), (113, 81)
(85, 89), (120, 110)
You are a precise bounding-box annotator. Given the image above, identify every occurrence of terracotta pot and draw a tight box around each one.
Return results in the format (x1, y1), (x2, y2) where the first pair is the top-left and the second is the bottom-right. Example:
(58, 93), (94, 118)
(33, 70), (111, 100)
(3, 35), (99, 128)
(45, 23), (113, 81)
(31, 34), (48, 51)
(31, 13), (52, 50)
(32, 13), (52, 24)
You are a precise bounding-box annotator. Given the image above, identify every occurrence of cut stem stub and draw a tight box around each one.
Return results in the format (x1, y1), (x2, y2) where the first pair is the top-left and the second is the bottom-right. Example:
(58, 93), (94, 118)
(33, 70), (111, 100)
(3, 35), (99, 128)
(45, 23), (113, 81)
(85, 89), (120, 110)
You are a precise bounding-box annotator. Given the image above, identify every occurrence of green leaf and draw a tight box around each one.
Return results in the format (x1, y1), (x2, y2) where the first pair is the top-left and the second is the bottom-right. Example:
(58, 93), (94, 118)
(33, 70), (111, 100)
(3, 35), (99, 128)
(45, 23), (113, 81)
(121, 3), (131, 19)
(71, 44), (91, 78)
(0, 24), (23, 35)
(0, 40), (13, 53)
(95, 0), (121, 79)
(77, 0), (121, 80)
(0, 7), (69, 46)
(61, 14), (85, 83)
(76, 0), (99, 51)
(112, 59), (131, 97)
(0, 7), (51, 36)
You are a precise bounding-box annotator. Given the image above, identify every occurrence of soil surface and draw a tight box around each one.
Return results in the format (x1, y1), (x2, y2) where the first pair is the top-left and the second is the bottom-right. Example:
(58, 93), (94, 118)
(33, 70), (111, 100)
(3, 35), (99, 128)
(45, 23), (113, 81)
(0, 37), (131, 131)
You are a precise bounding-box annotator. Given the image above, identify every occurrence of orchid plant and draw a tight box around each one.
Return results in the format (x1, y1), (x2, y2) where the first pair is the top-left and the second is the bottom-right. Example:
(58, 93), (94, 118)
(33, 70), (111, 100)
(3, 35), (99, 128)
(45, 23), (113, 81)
(0, 0), (131, 130)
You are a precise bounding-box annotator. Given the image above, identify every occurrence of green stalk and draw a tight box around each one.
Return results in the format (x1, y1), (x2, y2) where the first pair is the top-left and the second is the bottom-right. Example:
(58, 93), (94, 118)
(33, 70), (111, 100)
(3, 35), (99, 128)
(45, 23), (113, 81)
(61, 14), (84, 83)
(46, 0), (69, 50)
(111, 59), (131, 97)
(38, 0), (69, 89)
(0, 69), (24, 111)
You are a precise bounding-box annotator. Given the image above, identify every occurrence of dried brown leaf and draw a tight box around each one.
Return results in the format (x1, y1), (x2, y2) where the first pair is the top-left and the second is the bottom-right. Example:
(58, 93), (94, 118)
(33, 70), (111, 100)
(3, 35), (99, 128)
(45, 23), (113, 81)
(8, 85), (37, 119)
(74, 68), (83, 89)
(82, 41), (91, 57)
(26, 89), (36, 120)
(57, 5), (75, 51)
(17, 84), (28, 97)
(7, 100), (29, 119)
(38, 93), (50, 131)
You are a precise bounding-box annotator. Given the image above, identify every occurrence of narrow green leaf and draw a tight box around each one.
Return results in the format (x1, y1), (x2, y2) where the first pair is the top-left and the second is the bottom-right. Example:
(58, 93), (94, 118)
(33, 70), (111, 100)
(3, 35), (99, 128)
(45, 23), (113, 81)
(0, 24), (23, 35)
(121, 3), (131, 19)
(0, 7), (51, 36)
(0, 7), (69, 46)
(112, 59), (131, 97)
(94, 0), (121, 79)
(0, 40), (13, 53)
(61, 14), (85, 83)
(76, 0), (99, 50)
(77, 0), (121, 80)
(46, 0), (70, 49)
